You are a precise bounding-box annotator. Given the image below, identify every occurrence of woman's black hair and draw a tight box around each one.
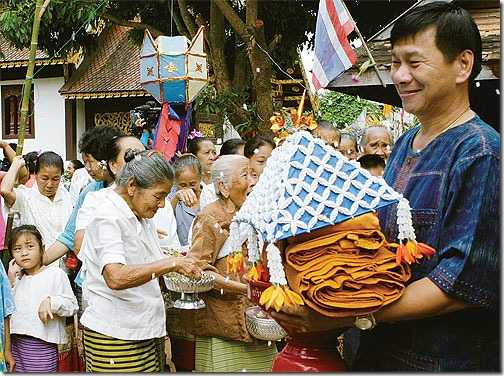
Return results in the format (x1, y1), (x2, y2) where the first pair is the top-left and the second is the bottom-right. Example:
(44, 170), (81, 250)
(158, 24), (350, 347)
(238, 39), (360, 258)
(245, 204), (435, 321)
(244, 135), (276, 158)
(70, 160), (84, 170)
(35, 151), (64, 175)
(78, 126), (125, 162)
(23, 151), (39, 174)
(219, 138), (245, 156)
(9, 224), (44, 256)
(186, 137), (211, 155)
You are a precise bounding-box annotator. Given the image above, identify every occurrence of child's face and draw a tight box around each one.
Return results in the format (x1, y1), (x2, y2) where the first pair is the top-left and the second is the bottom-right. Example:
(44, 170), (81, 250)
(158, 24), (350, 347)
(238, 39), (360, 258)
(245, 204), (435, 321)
(12, 233), (43, 273)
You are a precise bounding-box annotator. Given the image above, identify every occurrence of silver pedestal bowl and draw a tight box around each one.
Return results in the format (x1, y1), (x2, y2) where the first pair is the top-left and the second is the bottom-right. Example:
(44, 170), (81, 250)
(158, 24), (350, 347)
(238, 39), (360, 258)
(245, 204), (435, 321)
(245, 306), (287, 341)
(164, 272), (216, 310)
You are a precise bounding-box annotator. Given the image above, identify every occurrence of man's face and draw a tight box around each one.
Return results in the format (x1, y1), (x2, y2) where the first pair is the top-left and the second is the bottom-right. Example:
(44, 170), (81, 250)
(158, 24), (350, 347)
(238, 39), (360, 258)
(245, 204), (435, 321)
(363, 128), (392, 159)
(390, 27), (461, 118)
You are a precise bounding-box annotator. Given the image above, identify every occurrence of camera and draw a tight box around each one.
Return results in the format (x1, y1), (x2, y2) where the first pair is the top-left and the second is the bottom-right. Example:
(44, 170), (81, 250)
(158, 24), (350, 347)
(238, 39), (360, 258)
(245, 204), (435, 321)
(130, 101), (161, 138)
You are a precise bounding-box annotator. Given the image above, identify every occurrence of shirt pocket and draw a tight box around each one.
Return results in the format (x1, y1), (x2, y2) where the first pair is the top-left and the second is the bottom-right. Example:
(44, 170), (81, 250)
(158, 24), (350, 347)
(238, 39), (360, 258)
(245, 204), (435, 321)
(405, 172), (444, 210)
(410, 209), (439, 281)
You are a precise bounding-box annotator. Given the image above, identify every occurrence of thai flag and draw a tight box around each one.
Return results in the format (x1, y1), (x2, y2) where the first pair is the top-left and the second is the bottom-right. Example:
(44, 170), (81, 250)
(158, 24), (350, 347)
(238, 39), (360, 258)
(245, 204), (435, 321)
(312, 0), (357, 90)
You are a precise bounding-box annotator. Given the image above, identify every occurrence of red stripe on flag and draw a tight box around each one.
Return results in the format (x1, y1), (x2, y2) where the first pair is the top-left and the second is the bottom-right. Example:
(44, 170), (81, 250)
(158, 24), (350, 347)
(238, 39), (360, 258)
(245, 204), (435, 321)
(312, 73), (322, 91)
(325, 0), (357, 65)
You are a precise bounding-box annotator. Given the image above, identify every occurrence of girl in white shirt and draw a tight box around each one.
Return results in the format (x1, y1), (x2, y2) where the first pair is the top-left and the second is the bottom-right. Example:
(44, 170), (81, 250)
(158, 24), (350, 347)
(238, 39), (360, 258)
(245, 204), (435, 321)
(0, 152), (73, 268)
(8, 225), (78, 372)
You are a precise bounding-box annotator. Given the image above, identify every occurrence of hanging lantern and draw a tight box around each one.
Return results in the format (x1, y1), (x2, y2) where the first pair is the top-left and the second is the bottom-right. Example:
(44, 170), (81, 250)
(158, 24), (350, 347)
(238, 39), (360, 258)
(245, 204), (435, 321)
(140, 26), (208, 104)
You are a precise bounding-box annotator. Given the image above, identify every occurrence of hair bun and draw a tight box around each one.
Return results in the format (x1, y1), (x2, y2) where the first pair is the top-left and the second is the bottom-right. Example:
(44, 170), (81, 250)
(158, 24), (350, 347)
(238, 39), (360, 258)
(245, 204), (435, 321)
(124, 149), (137, 163)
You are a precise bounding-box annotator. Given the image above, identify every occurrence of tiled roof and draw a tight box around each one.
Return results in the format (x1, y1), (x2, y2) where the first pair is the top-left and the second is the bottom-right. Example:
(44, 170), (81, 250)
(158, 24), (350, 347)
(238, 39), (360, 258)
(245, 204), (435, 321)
(60, 25), (148, 98)
(0, 36), (65, 68)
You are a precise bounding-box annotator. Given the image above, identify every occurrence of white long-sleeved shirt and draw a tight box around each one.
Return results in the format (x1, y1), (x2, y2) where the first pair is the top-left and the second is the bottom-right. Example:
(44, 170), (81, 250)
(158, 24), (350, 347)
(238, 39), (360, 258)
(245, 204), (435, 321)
(78, 189), (168, 341)
(10, 266), (78, 344)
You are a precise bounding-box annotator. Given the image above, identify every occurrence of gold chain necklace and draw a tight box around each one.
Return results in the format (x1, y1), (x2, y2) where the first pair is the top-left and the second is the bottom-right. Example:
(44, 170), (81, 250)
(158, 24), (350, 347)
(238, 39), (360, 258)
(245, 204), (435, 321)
(415, 108), (472, 152)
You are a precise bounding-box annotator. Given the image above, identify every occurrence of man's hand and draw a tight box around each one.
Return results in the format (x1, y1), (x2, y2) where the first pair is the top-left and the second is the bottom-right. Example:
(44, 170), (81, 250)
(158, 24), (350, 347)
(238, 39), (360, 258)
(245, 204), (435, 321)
(270, 304), (354, 333)
(38, 297), (54, 325)
(5, 349), (15, 372)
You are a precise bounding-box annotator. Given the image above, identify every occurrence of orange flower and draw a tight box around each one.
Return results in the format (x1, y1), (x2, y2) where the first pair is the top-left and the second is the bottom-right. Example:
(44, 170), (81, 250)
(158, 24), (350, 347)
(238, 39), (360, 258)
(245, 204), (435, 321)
(395, 240), (436, 265)
(416, 242), (436, 258)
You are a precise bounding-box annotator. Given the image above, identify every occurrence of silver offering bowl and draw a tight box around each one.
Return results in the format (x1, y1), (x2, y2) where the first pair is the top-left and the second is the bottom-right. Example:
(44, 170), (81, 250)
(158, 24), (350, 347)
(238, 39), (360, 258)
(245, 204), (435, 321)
(164, 272), (216, 310)
(245, 305), (287, 341)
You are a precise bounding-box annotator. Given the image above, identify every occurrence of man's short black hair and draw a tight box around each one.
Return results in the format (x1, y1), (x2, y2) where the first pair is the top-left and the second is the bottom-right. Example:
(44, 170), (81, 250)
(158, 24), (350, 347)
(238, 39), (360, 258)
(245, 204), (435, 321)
(390, 2), (482, 81)
(357, 154), (386, 170)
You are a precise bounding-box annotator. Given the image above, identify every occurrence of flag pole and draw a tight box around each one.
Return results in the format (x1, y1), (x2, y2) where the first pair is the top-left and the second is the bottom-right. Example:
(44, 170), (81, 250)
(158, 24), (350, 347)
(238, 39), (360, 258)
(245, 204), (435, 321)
(340, 0), (386, 88)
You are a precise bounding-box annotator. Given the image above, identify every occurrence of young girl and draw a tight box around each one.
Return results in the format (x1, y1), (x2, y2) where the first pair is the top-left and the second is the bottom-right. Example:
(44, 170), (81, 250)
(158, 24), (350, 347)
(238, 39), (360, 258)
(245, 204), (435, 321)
(8, 225), (78, 372)
(0, 152), (73, 269)
(0, 261), (15, 372)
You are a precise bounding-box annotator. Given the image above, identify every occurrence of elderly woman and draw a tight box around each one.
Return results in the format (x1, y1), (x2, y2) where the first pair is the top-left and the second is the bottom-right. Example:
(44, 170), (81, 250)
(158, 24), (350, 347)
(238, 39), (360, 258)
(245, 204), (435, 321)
(78, 149), (202, 372)
(182, 154), (277, 372)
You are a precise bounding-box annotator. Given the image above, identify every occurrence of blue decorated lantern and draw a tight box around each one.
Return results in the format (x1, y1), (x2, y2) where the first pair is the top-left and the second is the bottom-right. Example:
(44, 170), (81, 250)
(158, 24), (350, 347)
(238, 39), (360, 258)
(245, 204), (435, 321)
(140, 26), (208, 104)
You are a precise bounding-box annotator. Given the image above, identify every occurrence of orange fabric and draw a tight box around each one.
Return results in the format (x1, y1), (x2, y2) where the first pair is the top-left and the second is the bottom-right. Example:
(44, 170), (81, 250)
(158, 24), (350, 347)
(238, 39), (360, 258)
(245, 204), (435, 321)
(284, 213), (411, 318)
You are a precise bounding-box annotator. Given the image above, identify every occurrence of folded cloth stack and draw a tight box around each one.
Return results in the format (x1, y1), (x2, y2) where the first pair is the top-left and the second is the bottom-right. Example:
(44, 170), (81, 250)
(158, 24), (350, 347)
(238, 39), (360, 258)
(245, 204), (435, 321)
(284, 213), (411, 318)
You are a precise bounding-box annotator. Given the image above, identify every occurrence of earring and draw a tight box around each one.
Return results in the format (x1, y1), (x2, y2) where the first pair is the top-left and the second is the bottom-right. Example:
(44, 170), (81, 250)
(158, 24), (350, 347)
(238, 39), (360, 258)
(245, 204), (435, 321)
(99, 160), (107, 170)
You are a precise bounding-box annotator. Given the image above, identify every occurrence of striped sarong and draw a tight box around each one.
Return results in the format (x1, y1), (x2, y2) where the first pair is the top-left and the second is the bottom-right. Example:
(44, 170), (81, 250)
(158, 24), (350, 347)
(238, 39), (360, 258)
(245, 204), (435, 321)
(11, 334), (58, 372)
(83, 329), (161, 372)
(195, 336), (277, 372)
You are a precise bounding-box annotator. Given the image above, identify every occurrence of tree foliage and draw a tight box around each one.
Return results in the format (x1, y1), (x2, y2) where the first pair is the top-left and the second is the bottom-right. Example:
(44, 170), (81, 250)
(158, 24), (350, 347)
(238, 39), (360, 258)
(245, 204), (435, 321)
(318, 91), (381, 129)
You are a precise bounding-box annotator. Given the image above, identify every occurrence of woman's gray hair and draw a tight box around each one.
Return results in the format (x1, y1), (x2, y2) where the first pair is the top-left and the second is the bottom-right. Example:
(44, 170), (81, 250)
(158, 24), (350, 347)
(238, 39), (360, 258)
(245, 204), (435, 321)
(173, 154), (202, 179)
(211, 155), (248, 194)
(116, 149), (174, 189)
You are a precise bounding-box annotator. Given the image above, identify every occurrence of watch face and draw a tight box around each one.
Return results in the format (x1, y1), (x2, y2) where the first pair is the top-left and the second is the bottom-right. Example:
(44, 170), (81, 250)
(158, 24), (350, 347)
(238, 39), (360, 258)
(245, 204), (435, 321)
(356, 317), (373, 330)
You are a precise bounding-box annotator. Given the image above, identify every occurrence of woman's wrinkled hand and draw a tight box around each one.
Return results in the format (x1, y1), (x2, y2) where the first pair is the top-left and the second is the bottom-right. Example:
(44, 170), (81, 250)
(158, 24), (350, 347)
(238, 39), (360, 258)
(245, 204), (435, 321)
(38, 297), (54, 325)
(174, 256), (203, 279)
(175, 188), (198, 207)
(270, 304), (353, 333)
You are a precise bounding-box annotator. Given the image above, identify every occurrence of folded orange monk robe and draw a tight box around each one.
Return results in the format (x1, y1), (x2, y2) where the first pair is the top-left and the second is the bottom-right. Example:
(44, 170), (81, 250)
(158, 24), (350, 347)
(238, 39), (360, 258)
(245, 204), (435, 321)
(284, 213), (411, 318)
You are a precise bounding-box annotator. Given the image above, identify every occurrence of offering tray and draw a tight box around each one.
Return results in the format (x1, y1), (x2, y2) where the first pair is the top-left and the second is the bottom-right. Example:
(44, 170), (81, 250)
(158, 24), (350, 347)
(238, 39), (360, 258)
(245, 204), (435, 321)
(164, 272), (215, 310)
(245, 306), (286, 342)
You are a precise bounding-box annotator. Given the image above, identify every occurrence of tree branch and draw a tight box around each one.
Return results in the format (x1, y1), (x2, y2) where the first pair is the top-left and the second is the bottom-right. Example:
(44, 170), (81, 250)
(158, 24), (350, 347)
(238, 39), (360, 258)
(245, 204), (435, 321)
(103, 13), (164, 37)
(168, 2), (190, 39)
(246, 0), (257, 27)
(268, 34), (282, 51)
(213, 0), (249, 44)
(177, 0), (197, 38)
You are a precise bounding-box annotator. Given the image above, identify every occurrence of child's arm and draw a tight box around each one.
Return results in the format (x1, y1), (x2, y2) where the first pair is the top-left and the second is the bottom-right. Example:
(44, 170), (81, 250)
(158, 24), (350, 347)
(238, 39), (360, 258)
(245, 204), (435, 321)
(4, 317), (15, 372)
(47, 271), (79, 318)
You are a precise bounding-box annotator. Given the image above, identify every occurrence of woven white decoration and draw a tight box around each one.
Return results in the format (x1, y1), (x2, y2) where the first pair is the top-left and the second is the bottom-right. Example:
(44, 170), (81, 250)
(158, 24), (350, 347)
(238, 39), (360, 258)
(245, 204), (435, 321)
(230, 131), (417, 285)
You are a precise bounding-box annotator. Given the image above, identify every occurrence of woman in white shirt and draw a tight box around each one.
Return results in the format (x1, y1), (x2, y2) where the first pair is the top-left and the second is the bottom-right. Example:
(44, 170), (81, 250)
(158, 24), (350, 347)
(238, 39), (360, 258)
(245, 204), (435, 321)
(0, 152), (72, 268)
(79, 149), (202, 373)
(9, 225), (78, 372)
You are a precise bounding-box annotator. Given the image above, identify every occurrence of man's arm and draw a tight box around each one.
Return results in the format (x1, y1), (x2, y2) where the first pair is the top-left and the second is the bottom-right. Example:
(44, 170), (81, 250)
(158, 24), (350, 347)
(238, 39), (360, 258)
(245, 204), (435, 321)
(271, 277), (470, 332)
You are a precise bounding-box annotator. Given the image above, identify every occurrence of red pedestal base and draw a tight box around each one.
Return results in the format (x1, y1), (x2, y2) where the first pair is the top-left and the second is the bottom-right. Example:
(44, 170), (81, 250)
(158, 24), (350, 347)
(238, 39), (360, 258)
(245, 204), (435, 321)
(271, 331), (346, 372)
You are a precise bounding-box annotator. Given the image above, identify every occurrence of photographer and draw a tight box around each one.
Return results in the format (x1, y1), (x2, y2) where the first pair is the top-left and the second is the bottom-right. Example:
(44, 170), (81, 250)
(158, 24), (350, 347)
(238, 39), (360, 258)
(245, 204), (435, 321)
(130, 101), (161, 148)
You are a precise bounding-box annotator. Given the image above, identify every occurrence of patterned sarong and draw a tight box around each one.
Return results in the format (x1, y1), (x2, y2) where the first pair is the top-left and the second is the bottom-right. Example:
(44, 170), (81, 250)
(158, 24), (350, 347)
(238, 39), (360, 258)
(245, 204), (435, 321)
(11, 334), (58, 372)
(195, 336), (277, 372)
(83, 328), (160, 372)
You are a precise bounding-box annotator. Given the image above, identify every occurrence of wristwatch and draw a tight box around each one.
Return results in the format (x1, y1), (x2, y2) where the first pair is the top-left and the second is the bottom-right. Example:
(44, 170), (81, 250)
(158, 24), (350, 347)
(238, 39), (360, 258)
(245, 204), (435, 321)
(354, 314), (376, 330)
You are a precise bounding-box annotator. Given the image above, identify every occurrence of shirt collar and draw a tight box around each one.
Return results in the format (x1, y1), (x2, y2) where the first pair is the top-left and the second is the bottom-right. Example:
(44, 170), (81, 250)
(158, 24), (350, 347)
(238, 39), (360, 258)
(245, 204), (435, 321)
(105, 189), (144, 235)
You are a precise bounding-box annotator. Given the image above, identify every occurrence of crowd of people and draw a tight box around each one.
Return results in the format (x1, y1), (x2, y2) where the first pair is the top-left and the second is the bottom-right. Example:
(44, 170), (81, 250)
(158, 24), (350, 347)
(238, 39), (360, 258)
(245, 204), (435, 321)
(0, 2), (499, 373)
